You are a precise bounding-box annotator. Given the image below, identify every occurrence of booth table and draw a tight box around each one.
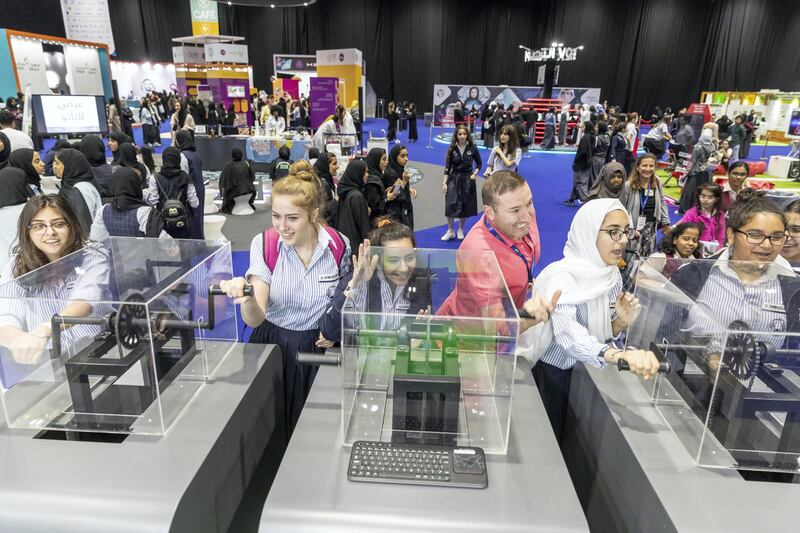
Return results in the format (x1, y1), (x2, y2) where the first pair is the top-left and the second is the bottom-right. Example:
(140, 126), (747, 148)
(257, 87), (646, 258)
(564, 364), (800, 533)
(193, 135), (311, 171)
(259, 362), (589, 533)
(0, 343), (285, 533)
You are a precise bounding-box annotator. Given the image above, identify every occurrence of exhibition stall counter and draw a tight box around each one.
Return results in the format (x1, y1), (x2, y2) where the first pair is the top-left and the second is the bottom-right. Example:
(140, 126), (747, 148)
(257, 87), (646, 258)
(259, 362), (589, 532)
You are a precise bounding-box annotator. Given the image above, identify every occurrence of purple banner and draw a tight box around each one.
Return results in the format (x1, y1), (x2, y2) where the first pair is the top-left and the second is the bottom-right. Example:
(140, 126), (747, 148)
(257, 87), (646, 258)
(310, 77), (338, 129)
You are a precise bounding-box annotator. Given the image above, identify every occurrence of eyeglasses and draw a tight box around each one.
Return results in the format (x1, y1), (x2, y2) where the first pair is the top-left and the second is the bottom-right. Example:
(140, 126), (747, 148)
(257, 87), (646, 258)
(734, 229), (787, 246)
(599, 227), (636, 241)
(28, 221), (70, 234)
(729, 171), (748, 178)
(787, 225), (800, 238)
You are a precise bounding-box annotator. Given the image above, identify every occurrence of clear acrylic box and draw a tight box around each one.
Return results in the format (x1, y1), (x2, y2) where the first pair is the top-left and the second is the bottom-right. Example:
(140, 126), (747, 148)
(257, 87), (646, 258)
(0, 237), (239, 436)
(628, 257), (800, 473)
(340, 247), (519, 455)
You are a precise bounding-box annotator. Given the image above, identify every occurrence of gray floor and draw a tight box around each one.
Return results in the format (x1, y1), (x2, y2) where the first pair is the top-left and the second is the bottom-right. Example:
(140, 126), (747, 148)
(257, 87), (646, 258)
(213, 161), (450, 252)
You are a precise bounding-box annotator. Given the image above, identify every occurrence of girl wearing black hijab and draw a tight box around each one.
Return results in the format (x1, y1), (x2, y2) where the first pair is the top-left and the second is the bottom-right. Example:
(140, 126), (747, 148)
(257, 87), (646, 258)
(175, 129), (204, 239)
(335, 159), (370, 250)
(89, 167), (165, 240)
(8, 148), (44, 195)
(108, 132), (132, 165)
(364, 148), (388, 225)
(382, 144), (415, 229)
(117, 142), (148, 186)
(43, 139), (73, 176)
(219, 147), (255, 215)
(148, 146), (199, 238)
(0, 131), (11, 170)
(78, 135), (113, 200)
(0, 168), (34, 269)
(312, 152), (338, 223)
(53, 148), (101, 237)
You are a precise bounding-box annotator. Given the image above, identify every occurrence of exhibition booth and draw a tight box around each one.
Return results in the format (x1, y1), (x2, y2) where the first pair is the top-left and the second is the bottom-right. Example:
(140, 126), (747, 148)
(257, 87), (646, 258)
(110, 60), (177, 99)
(701, 89), (800, 143)
(172, 34), (253, 128)
(0, 28), (113, 101)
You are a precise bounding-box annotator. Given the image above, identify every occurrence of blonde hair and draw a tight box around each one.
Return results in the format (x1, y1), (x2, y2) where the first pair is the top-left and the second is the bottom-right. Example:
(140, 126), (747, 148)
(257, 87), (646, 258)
(289, 160), (312, 175)
(271, 171), (324, 216)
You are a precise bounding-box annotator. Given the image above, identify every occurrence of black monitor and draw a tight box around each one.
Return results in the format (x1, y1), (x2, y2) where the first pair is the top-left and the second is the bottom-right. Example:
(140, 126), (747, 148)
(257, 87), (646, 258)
(31, 94), (109, 136)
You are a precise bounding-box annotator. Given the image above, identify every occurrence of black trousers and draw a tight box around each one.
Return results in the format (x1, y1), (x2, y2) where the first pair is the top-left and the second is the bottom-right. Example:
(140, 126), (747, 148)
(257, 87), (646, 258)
(532, 360), (573, 445)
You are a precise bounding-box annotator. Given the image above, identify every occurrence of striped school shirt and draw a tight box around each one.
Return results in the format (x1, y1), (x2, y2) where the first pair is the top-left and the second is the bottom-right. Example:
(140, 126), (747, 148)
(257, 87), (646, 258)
(246, 227), (352, 331)
(0, 244), (112, 388)
(349, 268), (413, 331)
(539, 279), (622, 370)
(684, 264), (786, 353)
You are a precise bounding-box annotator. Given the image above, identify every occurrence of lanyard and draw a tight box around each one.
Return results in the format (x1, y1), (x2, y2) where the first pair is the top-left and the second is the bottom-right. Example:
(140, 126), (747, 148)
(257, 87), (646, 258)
(484, 217), (535, 283)
(640, 184), (651, 211)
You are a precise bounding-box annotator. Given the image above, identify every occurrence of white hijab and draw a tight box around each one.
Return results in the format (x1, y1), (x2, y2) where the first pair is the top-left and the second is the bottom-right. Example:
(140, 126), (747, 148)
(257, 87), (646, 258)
(517, 199), (629, 365)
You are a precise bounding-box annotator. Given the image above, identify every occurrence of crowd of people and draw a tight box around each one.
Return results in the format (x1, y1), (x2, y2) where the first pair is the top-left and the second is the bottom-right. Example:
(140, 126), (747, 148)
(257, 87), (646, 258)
(0, 85), (796, 445)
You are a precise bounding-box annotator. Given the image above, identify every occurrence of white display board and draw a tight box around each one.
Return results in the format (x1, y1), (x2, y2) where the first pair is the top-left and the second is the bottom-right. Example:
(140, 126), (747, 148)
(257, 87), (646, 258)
(10, 37), (50, 94)
(111, 61), (177, 98)
(172, 46), (205, 64)
(64, 44), (104, 95)
(204, 43), (248, 64)
(39, 95), (102, 133)
(60, 0), (115, 54)
(316, 48), (362, 67)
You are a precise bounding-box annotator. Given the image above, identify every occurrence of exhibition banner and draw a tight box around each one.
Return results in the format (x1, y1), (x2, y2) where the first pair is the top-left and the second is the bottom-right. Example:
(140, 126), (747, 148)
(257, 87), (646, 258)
(11, 37), (50, 94)
(204, 43), (248, 64)
(172, 46), (206, 64)
(316, 49), (362, 67)
(60, 0), (116, 54)
(64, 44), (104, 95)
(190, 0), (220, 36)
(432, 84), (601, 125)
(310, 77), (339, 129)
(273, 54), (316, 73)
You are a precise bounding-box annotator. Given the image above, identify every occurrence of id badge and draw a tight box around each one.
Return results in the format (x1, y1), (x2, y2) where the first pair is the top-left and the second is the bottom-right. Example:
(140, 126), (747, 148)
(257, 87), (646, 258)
(636, 215), (647, 231)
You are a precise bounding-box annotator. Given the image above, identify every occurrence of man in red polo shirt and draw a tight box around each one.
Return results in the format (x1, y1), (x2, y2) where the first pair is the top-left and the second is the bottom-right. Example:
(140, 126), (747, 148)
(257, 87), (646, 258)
(439, 170), (559, 325)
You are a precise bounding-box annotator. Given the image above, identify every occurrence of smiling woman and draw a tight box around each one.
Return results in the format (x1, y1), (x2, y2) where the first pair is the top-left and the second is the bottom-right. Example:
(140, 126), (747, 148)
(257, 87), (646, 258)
(218, 170), (351, 435)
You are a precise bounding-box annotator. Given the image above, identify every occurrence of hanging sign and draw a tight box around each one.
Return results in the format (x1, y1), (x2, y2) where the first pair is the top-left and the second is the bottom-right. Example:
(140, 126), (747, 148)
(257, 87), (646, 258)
(523, 43), (584, 62)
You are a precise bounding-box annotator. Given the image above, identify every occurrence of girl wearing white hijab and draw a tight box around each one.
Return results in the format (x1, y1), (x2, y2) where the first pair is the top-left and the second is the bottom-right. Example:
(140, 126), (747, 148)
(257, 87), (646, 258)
(518, 198), (661, 441)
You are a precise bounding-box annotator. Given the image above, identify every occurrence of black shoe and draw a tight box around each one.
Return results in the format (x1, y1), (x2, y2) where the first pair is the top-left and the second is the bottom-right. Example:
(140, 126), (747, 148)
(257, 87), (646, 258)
(562, 200), (574, 206)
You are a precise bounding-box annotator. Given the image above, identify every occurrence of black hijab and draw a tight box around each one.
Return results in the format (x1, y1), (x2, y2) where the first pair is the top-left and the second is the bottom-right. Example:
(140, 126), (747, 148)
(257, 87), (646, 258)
(56, 148), (96, 237)
(8, 148), (41, 190)
(176, 130), (195, 151)
(0, 131), (10, 170)
(118, 142), (147, 183)
(159, 146), (185, 181)
(313, 152), (335, 193)
(0, 167), (34, 208)
(383, 144), (407, 186)
(57, 148), (95, 190)
(111, 167), (149, 211)
(79, 135), (108, 167)
(232, 147), (243, 162)
(337, 159), (367, 200)
(366, 148), (385, 181)
(108, 132), (132, 164)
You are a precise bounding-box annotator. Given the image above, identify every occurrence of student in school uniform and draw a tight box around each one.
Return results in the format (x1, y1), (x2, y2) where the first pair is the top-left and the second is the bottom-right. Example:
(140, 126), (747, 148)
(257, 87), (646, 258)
(219, 171), (351, 434)
(89, 168), (168, 240)
(319, 218), (432, 342)
(0, 195), (110, 387)
(518, 199), (661, 442)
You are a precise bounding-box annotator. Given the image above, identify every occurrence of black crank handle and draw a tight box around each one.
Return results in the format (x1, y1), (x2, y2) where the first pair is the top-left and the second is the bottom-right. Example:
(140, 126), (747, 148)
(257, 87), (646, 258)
(209, 284), (254, 297)
(617, 359), (671, 373)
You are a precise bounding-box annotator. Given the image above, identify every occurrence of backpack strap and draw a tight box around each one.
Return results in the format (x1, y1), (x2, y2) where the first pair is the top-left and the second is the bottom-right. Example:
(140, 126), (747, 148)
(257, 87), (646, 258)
(262, 226), (345, 274)
(323, 226), (346, 267)
(263, 228), (281, 273)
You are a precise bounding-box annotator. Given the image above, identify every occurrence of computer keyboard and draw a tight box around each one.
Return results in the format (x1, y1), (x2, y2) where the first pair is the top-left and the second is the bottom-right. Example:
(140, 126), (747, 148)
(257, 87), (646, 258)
(347, 440), (488, 489)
